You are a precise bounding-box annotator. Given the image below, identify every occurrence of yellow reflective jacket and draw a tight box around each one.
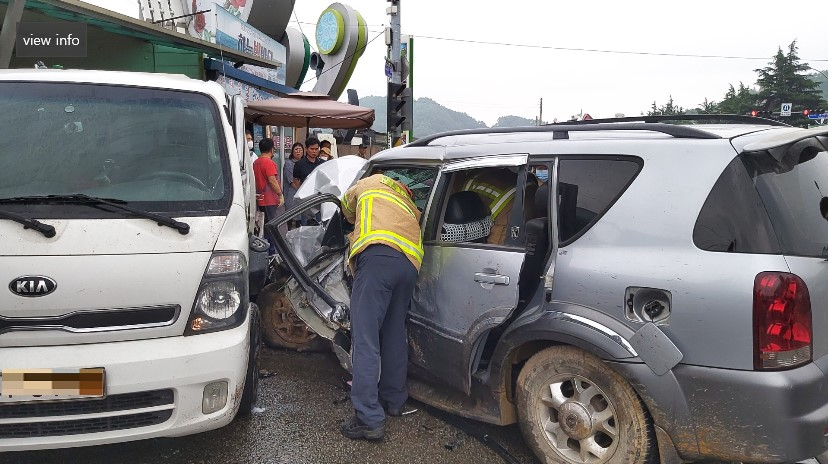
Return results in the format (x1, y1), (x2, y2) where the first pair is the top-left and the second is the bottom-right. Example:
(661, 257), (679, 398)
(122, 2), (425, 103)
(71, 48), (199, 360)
(341, 174), (423, 272)
(456, 168), (518, 245)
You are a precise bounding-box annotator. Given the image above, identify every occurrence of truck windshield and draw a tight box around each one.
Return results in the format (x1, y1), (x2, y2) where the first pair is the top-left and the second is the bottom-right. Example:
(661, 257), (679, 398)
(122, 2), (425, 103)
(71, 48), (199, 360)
(0, 82), (231, 217)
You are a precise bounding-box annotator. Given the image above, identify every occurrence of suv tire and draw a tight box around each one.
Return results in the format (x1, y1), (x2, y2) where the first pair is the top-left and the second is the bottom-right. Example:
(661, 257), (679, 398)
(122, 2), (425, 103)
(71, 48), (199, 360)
(516, 346), (655, 464)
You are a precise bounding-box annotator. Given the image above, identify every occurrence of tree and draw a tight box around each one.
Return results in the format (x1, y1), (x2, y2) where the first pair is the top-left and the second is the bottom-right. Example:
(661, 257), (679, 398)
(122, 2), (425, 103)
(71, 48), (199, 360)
(697, 98), (719, 114)
(718, 82), (757, 115)
(754, 40), (823, 112)
(646, 96), (685, 116)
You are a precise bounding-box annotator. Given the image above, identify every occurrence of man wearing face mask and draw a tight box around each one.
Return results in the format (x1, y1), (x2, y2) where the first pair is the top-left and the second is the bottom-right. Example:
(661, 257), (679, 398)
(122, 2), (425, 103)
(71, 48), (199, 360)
(246, 130), (264, 236)
(535, 166), (549, 184)
(246, 130), (257, 167)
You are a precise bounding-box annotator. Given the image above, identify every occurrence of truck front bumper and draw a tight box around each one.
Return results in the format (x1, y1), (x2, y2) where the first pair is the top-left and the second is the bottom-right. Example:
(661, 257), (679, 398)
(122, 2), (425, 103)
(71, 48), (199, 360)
(0, 313), (250, 452)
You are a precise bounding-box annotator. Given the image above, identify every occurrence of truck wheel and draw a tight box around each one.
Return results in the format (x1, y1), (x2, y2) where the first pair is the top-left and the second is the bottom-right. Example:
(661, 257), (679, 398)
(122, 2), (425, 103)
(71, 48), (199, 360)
(237, 304), (261, 417)
(258, 283), (328, 352)
(516, 346), (655, 464)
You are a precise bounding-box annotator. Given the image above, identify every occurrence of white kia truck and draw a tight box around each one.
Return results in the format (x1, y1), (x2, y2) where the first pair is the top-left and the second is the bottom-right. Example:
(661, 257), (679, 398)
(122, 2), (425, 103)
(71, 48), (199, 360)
(0, 69), (267, 451)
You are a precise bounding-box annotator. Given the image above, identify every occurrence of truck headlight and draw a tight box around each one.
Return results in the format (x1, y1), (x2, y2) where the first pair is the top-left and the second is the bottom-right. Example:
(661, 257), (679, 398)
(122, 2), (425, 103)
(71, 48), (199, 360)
(185, 252), (248, 335)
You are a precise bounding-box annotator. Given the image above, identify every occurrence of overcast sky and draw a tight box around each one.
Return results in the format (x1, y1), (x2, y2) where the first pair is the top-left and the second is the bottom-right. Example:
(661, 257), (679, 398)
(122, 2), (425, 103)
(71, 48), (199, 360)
(93, 0), (828, 126)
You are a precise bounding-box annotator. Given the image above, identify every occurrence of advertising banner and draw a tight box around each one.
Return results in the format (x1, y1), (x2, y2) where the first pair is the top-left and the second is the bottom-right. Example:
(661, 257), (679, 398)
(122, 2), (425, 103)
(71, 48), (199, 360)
(189, 1), (286, 85)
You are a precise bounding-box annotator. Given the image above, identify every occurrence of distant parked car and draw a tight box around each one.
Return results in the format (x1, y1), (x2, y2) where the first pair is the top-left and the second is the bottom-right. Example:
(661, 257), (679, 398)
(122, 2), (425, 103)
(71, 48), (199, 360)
(263, 115), (827, 464)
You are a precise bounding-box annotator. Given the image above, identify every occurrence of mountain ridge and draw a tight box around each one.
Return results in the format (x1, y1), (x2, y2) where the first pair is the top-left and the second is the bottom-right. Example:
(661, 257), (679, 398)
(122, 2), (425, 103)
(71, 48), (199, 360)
(358, 95), (543, 138)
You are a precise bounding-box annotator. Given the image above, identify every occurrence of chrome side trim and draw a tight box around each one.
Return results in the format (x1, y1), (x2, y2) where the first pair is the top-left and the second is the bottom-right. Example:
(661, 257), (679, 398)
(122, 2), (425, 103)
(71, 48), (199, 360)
(442, 154), (529, 172)
(547, 310), (638, 357)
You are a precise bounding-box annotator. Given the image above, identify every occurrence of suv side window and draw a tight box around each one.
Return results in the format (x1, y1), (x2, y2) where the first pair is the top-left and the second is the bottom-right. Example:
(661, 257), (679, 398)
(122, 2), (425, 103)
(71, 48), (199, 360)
(558, 158), (641, 245)
(693, 156), (780, 254)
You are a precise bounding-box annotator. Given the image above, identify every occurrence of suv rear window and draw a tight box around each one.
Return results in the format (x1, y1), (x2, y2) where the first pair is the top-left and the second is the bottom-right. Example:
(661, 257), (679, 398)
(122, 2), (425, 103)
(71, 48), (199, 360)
(693, 157), (780, 254)
(558, 158), (641, 244)
(743, 141), (827, 258)
(694, 140), (828, 259)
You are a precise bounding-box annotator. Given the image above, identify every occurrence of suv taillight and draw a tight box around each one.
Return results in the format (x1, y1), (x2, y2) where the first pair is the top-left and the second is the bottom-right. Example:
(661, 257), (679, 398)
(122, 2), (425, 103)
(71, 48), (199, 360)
(753, 272), (812, 370)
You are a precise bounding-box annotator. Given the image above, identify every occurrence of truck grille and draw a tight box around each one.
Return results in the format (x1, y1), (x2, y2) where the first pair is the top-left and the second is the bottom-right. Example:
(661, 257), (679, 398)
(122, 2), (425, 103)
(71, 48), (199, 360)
(0, 305), (179, 334)
(0, 410), (172, 438)
(0, 389), (175, 439)
(0, 389), (174, 419)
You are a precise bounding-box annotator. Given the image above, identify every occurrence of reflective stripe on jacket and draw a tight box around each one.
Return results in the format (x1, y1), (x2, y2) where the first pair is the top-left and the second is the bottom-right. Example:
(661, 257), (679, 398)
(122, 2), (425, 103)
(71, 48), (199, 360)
(462, 178), (516, 219)
(342, 174), (423, 272)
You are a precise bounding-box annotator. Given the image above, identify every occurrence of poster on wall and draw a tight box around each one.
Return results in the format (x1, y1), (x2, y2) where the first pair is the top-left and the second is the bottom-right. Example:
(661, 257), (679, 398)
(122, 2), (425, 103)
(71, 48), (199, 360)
(188, 1), (286, 85)
(186, 0), (254, 30)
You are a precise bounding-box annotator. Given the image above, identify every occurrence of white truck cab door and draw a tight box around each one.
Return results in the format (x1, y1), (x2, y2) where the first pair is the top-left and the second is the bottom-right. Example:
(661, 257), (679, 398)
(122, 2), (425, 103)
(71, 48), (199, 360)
(228, 95), (255, 234)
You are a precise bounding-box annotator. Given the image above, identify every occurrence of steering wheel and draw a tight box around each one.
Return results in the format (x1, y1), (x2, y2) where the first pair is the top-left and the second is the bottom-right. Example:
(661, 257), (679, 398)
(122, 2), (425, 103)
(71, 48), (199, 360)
(136, 171), (208, 190)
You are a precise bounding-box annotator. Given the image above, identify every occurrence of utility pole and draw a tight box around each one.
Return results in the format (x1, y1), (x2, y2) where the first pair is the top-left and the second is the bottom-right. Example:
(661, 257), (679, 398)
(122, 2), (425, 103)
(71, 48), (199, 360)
(389, 1), (401, 86)
(539, 98), (543, 125)
(386, 0), (408, 147)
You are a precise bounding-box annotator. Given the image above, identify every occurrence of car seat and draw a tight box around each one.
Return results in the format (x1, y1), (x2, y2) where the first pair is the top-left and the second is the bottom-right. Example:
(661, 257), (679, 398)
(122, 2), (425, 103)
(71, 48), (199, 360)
(440, 190), (493, 243)
(519, 182), (549, 299)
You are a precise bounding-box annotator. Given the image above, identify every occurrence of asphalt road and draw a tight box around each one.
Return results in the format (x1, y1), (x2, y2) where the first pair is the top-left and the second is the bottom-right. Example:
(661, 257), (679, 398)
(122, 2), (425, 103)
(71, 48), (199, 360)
(5, 348), (539, 464)
(3, 347), (823, 464)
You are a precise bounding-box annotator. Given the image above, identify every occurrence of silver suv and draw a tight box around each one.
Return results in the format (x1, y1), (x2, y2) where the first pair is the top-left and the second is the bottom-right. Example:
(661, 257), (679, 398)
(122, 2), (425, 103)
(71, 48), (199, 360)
(264, 116), (827, 464)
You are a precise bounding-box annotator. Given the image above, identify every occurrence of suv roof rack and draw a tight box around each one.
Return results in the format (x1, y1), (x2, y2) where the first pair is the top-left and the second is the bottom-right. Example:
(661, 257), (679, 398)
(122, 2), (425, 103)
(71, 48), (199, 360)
(550, 114), (790, 126)
(408, 122), (721, 147)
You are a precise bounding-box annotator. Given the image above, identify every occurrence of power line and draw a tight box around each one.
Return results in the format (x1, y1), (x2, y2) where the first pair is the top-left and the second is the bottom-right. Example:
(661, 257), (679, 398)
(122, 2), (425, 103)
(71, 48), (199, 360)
(413, 34), (829, 62)
(293, 11), (317, 54)
(295, 20), (387, 29)
(292, 16), (826, 62)
(302, 30), (385, 86)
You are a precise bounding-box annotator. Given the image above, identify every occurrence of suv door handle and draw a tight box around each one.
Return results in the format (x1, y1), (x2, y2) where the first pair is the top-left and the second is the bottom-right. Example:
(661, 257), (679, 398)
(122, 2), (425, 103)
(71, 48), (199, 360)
(474, 273), (509, 285)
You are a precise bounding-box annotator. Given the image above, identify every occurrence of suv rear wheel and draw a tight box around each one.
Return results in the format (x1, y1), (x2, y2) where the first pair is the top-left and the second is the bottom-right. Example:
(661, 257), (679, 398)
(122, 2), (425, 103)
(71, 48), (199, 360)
(516, 346), (655, 464)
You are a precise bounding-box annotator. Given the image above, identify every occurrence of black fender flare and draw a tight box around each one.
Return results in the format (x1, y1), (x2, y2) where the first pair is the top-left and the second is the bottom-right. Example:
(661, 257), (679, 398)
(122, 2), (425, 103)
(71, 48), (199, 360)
(488, 300), (699, 459)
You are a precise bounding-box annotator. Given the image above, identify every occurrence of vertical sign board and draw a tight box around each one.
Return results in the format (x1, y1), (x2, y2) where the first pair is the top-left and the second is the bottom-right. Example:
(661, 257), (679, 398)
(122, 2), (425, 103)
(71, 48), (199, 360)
(781, 103), (792, 117)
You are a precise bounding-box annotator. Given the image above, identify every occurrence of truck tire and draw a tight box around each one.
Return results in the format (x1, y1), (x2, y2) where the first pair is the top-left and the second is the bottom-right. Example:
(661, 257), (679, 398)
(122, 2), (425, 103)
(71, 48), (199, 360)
(516, 345), (656, 464)
(237, 304), (261, 418)
(258, 282), (329, 352)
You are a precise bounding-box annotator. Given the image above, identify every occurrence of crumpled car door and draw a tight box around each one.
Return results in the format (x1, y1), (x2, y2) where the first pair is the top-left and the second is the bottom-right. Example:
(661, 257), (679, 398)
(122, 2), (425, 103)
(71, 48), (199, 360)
(265, 157), (367, 352)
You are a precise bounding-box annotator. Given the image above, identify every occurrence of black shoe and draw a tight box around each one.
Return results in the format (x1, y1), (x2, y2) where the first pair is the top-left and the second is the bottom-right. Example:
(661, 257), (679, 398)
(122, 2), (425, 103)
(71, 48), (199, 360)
(380, 400), (403, 417)
(340, 416), (384, 441)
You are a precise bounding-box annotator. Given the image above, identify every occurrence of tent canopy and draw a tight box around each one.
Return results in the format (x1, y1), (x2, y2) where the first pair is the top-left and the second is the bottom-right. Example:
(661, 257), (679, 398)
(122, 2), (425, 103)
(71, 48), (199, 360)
(245, 91), (375, 130)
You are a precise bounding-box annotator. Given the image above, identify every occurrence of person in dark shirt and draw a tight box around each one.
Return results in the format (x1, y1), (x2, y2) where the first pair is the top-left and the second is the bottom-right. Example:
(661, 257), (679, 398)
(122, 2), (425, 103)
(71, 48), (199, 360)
(292, 137), (326, 225)
(293, 137), (326, 185)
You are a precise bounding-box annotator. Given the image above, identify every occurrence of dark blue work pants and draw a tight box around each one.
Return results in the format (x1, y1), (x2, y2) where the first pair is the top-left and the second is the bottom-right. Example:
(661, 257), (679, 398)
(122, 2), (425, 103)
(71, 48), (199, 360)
(350, 244), (418, 428)
(260, 204), (287, 255)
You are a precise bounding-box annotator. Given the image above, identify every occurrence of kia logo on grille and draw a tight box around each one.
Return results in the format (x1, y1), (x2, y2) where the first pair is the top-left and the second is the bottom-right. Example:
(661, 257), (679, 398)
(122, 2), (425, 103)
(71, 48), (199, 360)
(9, 276), (57, 297)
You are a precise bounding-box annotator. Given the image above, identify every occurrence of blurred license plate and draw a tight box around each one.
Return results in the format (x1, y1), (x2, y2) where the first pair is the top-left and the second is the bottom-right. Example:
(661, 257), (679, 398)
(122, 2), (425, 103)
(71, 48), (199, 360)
(0, 368), (105, 402)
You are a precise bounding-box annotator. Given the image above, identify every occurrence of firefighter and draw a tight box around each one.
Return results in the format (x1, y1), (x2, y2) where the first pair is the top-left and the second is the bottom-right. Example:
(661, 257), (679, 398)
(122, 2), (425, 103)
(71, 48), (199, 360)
(339, 173), (423, 441)
(457, 168), (519, 244)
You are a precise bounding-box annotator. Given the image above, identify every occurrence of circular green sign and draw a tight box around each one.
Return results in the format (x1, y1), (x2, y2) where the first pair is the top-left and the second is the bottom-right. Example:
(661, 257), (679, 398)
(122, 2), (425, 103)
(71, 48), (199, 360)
(316, 9), (345, 55)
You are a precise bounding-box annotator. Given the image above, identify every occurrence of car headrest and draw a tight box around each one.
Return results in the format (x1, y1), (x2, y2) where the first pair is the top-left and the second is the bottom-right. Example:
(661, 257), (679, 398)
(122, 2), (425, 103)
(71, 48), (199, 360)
(534, 182), (549, 216)
(441, 191), (493, 242)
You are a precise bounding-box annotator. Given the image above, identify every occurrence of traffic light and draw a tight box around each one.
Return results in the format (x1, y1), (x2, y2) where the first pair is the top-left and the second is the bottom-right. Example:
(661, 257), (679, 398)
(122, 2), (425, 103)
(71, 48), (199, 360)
(751, 110), (759, 117)
(803, 109), (810, 116)
(387, 82), (412, 145)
